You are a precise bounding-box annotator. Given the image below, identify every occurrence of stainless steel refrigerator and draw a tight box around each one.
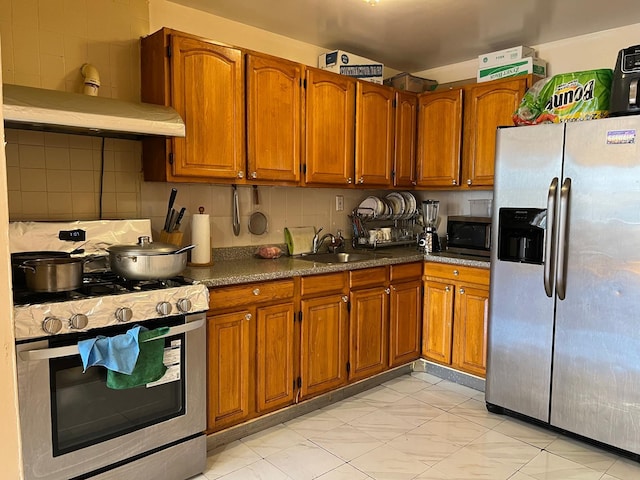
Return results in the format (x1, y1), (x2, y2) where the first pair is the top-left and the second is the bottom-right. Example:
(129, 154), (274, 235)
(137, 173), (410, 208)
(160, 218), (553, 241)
(486, 117), (640, 456)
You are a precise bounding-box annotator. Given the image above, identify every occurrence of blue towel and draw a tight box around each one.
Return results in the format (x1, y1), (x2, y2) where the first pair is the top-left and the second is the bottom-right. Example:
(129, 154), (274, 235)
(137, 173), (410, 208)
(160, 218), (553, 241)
(78, 325), (142, 374)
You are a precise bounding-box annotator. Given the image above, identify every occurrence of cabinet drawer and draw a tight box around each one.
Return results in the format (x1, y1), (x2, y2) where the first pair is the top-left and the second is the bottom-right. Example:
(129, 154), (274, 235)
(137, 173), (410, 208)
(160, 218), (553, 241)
(390, 262), (422, 283)
(424, 262), (489, 286)
(300, 272), (347, 297)
(210, 279), (295, 310)
(350, 266), (387, 289)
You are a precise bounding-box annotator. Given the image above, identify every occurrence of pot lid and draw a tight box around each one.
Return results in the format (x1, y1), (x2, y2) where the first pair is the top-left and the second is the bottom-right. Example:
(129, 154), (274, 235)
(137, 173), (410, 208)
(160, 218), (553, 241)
(107, 236), (178, 255)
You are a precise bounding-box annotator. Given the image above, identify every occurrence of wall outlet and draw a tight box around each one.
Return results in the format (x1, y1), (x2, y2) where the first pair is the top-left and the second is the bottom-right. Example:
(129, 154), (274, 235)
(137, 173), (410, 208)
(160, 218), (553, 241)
(335, 195), (344, 211)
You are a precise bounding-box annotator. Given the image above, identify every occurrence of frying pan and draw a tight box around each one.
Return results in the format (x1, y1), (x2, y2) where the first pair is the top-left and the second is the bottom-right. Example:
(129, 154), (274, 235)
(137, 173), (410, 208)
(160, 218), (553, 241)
(248, 185), (268, 235)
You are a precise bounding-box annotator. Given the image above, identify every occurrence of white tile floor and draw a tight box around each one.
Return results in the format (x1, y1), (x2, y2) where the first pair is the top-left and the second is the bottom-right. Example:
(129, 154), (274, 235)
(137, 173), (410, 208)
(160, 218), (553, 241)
(193, 372), (640, 480)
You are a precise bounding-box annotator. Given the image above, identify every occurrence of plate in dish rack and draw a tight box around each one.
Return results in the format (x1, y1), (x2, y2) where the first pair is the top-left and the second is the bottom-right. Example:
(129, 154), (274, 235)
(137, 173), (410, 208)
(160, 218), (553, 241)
(399, 191), (417, 219)
(385, 192), (406, 217)
(357, 196), (384, 218)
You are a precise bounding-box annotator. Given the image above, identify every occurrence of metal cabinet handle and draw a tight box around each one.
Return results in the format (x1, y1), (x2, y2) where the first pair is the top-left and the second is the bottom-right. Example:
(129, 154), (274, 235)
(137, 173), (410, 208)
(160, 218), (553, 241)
(452, 179), (457, 185)
(445, 286), (451, 292)
(347, 178), (353, 184)
(245, 313), (252, 321)
(385, 288), (390, 294)
(358, 177), (364, 184)
(342, 295), (348, 303)
(466, 179), (472, 185)
(459, 288), (465, 294)
(237, 171), (244, 179)
(253, 288), (261, 296)
(453, 269), (459, 276)
(250, 171), (257, 179)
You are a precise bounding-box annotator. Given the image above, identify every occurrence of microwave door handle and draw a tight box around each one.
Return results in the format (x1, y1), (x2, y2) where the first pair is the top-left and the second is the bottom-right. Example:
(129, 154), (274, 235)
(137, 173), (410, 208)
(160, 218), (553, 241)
(629, 78), (638, 106)
(19, 318), (205, 362)
(544, 177), (559, 297)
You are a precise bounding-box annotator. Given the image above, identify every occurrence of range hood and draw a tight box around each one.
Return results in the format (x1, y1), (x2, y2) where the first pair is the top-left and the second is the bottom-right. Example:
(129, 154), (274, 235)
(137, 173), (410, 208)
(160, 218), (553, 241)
(2, 83), (185, 139)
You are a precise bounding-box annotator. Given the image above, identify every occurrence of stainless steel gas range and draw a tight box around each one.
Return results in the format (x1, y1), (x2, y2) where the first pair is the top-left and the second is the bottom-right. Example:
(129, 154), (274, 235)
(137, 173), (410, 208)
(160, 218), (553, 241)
(11, 220), (209, 480)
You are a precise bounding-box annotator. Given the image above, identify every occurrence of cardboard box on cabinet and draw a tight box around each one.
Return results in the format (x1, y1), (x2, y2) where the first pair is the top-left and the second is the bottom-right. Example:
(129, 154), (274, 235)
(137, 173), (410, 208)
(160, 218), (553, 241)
(318, 50), (384, 84)
(477, 57), (547, 83)
(478, 45), (536, 68)
(384, 73), (438, 92)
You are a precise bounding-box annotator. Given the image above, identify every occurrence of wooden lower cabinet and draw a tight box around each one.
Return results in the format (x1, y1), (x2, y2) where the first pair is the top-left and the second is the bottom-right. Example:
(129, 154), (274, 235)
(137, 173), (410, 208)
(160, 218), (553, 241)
(207, 279), (295, 433)
(422, 262), (490, 377)
(299, 272), (349, 399)
(389, 262), (423, 367)
(207, 310), (251, 431)
(349, 286), (388, 381)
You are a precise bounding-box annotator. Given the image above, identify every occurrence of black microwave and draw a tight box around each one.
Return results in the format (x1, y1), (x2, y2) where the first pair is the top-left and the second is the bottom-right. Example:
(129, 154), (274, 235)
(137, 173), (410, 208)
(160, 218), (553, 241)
(446, 216), (492, 257)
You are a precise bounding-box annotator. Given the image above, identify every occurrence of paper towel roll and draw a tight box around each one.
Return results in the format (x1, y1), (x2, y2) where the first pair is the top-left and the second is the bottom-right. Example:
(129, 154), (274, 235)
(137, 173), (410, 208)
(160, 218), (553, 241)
(284, 226), (316, 256)
(191, 213), (211, 265)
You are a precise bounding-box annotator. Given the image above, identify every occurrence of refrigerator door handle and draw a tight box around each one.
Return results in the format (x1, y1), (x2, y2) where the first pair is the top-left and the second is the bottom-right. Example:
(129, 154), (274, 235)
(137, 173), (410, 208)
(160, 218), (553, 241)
(544, 177), (559, 297)
(556, 177), (572, 300)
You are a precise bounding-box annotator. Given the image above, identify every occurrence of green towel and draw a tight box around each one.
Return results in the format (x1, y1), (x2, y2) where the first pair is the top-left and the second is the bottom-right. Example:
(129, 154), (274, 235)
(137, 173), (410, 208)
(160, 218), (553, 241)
(106, 326), (169, 389)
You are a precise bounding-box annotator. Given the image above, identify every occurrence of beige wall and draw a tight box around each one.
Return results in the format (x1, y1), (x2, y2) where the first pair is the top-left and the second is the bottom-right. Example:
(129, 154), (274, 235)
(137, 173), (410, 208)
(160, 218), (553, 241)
(0, 41), (24, 480)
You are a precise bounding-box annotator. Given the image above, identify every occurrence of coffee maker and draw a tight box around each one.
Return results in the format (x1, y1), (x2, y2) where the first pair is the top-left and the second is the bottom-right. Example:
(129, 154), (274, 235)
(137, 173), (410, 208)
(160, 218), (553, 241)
(418, 200), (441, 253)
(610, 45), (640, 116)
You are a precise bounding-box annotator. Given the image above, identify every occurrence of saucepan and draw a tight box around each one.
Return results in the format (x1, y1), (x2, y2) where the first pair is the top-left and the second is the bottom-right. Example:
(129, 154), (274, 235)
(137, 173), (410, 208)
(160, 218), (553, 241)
(107, 236), (195, 280)
(19, 257), (88, 293)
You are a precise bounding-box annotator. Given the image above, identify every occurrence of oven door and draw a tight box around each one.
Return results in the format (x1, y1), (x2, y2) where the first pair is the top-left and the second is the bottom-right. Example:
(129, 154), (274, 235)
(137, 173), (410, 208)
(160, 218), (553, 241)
(15, 313), (206, 480)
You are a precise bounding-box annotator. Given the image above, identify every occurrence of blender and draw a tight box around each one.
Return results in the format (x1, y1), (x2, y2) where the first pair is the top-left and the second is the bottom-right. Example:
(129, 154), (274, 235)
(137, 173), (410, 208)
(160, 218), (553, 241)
(418, 200), (441, 253)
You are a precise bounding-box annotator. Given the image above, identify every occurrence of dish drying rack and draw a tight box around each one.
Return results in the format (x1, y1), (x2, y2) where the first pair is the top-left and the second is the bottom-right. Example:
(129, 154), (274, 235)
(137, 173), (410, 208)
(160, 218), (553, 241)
(350, 208), (419, 249)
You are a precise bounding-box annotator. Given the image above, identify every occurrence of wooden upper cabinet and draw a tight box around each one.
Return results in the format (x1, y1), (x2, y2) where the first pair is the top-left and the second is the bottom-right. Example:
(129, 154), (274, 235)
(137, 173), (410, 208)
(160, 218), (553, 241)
(355, 81), (395, 187)
(393, 91), (418, 188)
(304, 67), (356, 186)
(141, 29), (245, 182)
(462, 76), (529, 187)
(416, 88), (463, 188)
(246, 53), (303, 184)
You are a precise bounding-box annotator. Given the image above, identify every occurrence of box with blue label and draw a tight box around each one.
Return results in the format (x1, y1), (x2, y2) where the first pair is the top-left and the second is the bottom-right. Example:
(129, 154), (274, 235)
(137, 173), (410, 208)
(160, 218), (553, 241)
(318, 50), (384, 84)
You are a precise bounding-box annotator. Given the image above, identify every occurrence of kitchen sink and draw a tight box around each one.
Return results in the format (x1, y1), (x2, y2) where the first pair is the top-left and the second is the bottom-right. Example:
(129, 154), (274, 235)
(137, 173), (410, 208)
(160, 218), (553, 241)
(298, 252), (383, 264)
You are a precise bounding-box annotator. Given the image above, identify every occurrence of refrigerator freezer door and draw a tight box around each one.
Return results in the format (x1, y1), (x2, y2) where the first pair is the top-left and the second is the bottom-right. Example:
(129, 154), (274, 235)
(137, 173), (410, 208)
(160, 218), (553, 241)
(486, 123), (565, 422)
(551, 117), (640, 455)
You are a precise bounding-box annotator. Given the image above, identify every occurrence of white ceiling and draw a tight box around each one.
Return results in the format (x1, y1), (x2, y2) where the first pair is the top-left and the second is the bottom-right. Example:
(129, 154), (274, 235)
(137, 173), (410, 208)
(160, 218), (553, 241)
(168, 0), (640, 72)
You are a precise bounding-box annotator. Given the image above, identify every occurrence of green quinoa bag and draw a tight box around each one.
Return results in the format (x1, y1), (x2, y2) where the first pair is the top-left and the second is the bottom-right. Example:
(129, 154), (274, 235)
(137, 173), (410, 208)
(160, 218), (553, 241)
(513, 69), (613, 125)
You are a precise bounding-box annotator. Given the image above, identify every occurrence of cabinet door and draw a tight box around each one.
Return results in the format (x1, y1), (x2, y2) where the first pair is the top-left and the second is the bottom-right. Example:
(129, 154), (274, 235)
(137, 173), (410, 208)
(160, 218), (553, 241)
(393, 91), (418, 188)
(389, 279), (422, 367)
(355, 81), (395, 187)
(247, 54), (302, 183)
(256, 302), (295, 412)
(462, 77), (528, 187)
(454, 284), (489, 377)
(422, 280), (454, 364)
(416, 89), (463, 188)
(349, 286), (389, 381)
(170, 34), (245, 180)
(304, 68), (356, 185)
(300, 294), (349, 398)
(207, 310), (251, 431)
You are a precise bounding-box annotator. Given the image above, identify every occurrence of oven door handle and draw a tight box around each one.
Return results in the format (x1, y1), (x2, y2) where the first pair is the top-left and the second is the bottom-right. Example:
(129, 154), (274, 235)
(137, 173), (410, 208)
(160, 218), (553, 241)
(19, 318), (205, 362)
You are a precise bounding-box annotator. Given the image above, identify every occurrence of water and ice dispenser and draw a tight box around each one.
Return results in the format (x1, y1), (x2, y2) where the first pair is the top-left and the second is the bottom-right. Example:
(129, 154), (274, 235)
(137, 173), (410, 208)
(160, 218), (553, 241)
(497, 208), (546, 264)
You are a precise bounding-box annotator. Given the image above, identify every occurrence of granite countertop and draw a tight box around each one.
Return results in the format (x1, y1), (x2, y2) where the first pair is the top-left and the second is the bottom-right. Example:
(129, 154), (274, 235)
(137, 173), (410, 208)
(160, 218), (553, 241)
(184, 245), (490, 288)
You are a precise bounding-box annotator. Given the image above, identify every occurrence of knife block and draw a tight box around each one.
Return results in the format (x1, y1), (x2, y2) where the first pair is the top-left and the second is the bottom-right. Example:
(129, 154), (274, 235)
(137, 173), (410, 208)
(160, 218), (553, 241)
(159, 230), (183, 247)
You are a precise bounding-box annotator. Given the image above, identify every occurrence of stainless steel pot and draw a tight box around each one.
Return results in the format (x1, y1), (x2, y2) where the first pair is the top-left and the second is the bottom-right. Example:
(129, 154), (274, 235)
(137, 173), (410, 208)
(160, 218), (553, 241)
(20, 257), (84, 292)
(107, 236), (189, 280)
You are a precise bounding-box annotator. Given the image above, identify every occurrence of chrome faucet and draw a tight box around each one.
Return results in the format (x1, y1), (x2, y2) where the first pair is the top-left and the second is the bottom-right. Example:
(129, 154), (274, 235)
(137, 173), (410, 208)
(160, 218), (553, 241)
(312, 228), (344, 254)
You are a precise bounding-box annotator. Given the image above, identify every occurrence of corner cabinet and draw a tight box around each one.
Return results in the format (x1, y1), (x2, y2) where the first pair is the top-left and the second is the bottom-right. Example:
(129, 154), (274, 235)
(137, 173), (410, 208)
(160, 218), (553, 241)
(246, 53), (303, 184)
(461, 76), (530, 188)
(141, 28), (245, 182)
(388, 262), (423, 367)
(393, 91), (418, 188)
(303, 68), (356, 186)
(422, 263), (490, 377)
(354, 82), (395, 187)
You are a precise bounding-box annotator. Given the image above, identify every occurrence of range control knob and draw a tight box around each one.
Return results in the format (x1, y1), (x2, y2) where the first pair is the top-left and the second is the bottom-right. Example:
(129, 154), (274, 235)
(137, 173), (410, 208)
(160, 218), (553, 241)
(69, 314), (88, 330)
(42, 317), (63, 335)
(176, 298), (192, 313)
(115, 307), (133, 323)
(156, 301), (173, 316)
